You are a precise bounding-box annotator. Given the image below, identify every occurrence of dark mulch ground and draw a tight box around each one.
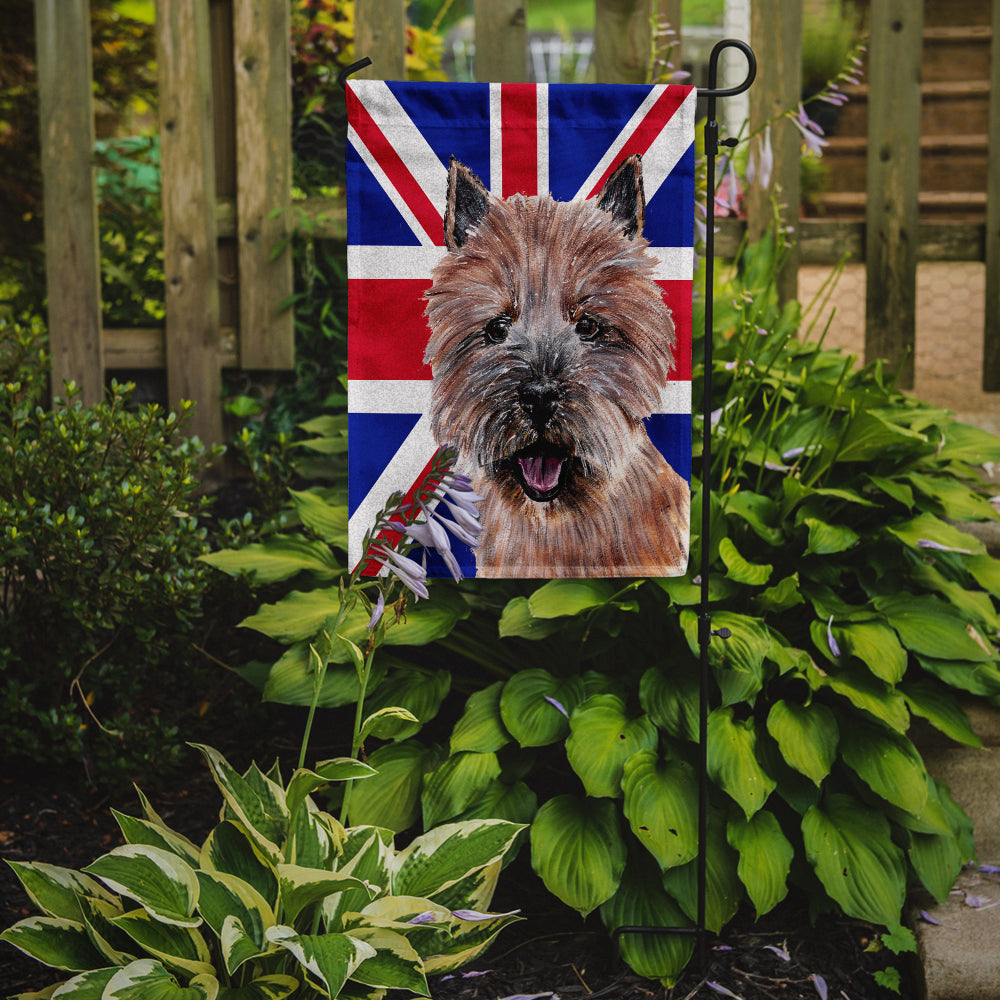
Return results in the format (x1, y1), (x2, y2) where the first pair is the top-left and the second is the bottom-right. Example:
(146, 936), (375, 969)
(1, 743), (915, 1000)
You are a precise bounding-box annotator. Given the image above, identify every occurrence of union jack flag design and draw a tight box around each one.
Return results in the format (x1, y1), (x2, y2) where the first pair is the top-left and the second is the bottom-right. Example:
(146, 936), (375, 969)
(346, 80), (696, 577)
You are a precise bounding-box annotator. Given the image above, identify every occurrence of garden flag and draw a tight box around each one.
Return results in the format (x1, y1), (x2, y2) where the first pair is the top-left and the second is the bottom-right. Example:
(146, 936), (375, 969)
(347, 81), (695, 579)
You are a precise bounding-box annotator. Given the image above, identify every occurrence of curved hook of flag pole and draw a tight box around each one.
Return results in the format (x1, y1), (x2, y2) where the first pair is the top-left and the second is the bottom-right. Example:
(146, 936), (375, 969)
(338, 57), (374, 89)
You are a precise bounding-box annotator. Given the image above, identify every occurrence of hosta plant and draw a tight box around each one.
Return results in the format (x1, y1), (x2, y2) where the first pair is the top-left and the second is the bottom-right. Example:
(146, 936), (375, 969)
(1, 744), (523, 999)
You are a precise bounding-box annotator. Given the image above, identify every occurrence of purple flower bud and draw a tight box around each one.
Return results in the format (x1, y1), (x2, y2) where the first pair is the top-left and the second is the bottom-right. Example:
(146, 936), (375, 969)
(367, 590), (385, 631)
(827, 616), (841, 658)
(544, 695), (569, 718)
(407, 911), (438, 925)
(812, 974), (828, 1000)
(917, 538), (973, 554)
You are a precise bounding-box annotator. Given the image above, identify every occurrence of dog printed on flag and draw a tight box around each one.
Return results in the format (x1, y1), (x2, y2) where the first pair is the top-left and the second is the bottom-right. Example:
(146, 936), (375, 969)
(347, 81), (695, 579)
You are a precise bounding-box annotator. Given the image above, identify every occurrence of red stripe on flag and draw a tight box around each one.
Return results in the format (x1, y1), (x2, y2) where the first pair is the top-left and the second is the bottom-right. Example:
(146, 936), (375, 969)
(501, 84), (537, 198)
(347, 89), (445, 246)
(348, 278), (434, 381)
(658, 279), (692, 381)
(586, 87), (688, 198)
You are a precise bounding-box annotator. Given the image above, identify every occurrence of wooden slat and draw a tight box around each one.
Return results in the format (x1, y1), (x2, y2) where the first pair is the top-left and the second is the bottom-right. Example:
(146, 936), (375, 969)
(984, 0), (1000, 390)
(474, 0), (527, 82)
(233, 0), (294, 369)
(864, 0), (923, 389)
(354, 0), (406, 80)
(103, 328), (238, 370)
(746, 0), (802, 304)
(34, 0), (103, 404)
(594, 0), (652, 84)
(157, 0), (223, 444)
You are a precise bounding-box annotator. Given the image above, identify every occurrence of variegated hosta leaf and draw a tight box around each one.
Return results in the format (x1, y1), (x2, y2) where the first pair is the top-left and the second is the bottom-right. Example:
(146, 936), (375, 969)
(599, 854), (694, 987)
(529, 795), (626, 917)
(706, 707), (776, 819)
(276, 864), (375, 925)
(288, 802), (343, 870)
(77, 894), (136, 966)
(421, 907), (522, 975)
(323, 829), (393, 931)
(214, 974), (300, 999)
(424, 859), (501, 915)
(200, 822), (278, 910)
(83, 845), (200, 928)
(420, 751), (501, 829)
(450, 681), (511, 754)
(219, 915), (270, 979)
(46, 966), (118, 997)
(566, 696), (659, 800)
(345, 926), (429, 995)
(265, 926), (376, 998)
(195, 871), (274, 973)
(110, 908), (214, 979)
(765, 700), (838, 786)
(621, 751), (699, 871)
(102, 958), (218, 999)
(802, 793), (906, 926)
(112, 810), (202, 868)
(285, 760), (376, 823)
(391, 820), (524, 900)
(5, 861), (118, 922)
(727, 810), (793, 918)
(190, 745), (287, 863)
(0, 916), (107, 971)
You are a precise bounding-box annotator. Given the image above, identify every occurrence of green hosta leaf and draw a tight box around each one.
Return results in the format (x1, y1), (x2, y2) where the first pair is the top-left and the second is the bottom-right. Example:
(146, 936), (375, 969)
(277, 865), (374, 925)
(530, 795), (626, 917)
(0, 916), (107, 971)
(393, 820), (524, 900)
(725, 490), (784, 545)
(661, 810), (741, 933)
(288, 489), (348, 546)
(639, 663), (698, 742)
(190, 746), (287, 862)
(453, 779), (538, 827)
(886, 512), (985, 557)
(916, 655), (1000, 697)
(911, 562), (1000, 633)
(200, 535), (340, 584)
(599, 853), (694, 987)
(421, 751), (502, 828)
(707, 708), (776, 818)
(195, 871), (273, 973)
(808, 661), (910, 732)
(621, 751), (698, 871)
(345, 926), (428, 994)
(499, 670), (584, 747)
(718, 537), (772, 585)
(727, 811), (793, 917)
(803, 517), (859, 556)
(866, 474), (914, 509)
(219, 915), (268, 980)
(200, 822), (278, 910)
(103, 959), (218, 999)
(347, 740), (441, 832)
(765, 701), (838, 786)
(839, 718), (928, 816)
(802, 793), (906, 926)
(260, 643), (389, 709)
(835, 410), (927, 463)
(362, 667), (451, 740)
(906, 472), (998, 521)
(112, 812), (201, 868)
(935, 421), (1000, 464)
(216, 975), (299, 1000)
(967, 553), (1000, 597)
(527, 579), (617, 617)
(265, 926), (375, 997)
(83, 846), (200, 928)
(681, 610), (770, 706)
(901, 680), (982, 748)
(909, 828), (965, 905)
(5, 862), (118, 923)
(835, 621), (907, 684)
(497, 597), (564, 639)
(111, 909), (214, 977)
(359, 706), (421, 742)
(450, 682), (511, 754)
(565, 695), (658, 798)
(756, 573), (805, 614)
(874, 594), (995, 662)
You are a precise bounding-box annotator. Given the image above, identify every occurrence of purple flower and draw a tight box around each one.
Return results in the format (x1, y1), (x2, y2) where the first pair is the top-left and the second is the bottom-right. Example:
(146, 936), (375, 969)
(367, 590), (385, 631)
(917, 538), (973, 555)
(827, 615), (841, 658)
(544, 695), (569, 718)
(747, 125), (773, 191)
(763, 944), (790, 961)
(451, 908), (520, 921)
(706, 983), (742, 999)
(791, 104), (829, 156)
(370, 545), (429, 600)
(407, 911), (438, 925)
(812, 974), (828, 1000)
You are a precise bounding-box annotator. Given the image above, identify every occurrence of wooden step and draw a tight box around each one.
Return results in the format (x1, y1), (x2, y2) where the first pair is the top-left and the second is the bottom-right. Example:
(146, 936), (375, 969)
(833, 80), (991, 138)
(922, 25), (993, 83)
(813, 190), (987, 222)
(922, 0), (992, 28)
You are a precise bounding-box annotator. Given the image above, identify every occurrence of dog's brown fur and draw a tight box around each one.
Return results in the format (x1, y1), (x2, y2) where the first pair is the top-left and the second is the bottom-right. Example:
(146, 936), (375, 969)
(424, 155), (690, 577)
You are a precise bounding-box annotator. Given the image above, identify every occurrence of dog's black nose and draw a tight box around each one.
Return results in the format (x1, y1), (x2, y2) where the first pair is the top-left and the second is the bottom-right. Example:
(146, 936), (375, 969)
(519, 378), (561, 427)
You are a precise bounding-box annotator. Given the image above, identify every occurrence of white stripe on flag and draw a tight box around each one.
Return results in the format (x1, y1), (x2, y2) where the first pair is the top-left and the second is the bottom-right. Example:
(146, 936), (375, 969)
(656, 380), (692, 415)
(348, 413), (437, 563)
(349, 380), (432, 414)
(489, 83), (503, 195)
(536, 83), (549, 195)
(348, 245), (692, 281)
(352, 80), (449, 212)
(636, 88), (698, 201)
(348, 125), (437, 249)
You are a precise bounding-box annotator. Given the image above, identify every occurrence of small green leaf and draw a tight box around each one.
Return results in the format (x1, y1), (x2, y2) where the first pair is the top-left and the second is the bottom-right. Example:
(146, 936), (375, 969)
(886, 512), (985, 557)
(875, 594), (994, 662)
(719, 537), (772, 585)
(497, 597), (563, 639)
(4, 862), (118, 923)
(901, 680), (982, 748)
(450, 682), (511, 754)
(288, 489), (348, 546)
(359, 706), (421, 742)
(839, 718), (929, 817)
(277, 865), (373, 925)
(803, 517), (859, 555)
(727, 811), (793, 917)
(707, 708), (776, 818)
(765, 700), (838, 786)
(110, 909), (214, 978)
(527, 579), (617, 618)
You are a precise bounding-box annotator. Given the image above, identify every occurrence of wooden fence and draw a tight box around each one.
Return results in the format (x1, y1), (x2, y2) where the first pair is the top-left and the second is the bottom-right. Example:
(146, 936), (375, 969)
(34, 0), (1000, 445)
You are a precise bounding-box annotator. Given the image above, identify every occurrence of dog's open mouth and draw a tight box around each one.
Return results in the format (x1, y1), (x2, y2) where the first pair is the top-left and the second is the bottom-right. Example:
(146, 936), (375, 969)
(512, 447), (569, 502)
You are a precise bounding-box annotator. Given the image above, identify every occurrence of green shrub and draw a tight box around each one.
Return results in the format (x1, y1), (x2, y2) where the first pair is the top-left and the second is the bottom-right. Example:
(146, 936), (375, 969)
(1, 743), (524, 998)
(0, 317), (220, 783)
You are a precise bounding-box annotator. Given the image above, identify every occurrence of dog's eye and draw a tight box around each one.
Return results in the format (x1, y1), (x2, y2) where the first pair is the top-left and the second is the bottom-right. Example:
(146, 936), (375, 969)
(575, 315), (605, 341)
(484, 317), (511, 344)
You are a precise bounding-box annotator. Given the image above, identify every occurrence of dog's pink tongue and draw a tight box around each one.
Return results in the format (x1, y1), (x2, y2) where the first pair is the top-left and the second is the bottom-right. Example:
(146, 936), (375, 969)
(519, 455), (563, 492)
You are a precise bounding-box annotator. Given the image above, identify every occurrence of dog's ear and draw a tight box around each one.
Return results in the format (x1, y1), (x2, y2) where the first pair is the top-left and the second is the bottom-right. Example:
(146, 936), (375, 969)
(445, 157), (490, 251)
(596, 154), (646, 239)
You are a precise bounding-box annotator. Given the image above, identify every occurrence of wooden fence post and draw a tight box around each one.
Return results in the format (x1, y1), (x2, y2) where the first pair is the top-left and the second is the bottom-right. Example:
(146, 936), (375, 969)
(864, 0), (923, 389)
(233, 0), (294, 370)
(746, 0), (801, 306)
(594, 0), (653, 84)
(34, 0), (104, 405)
(474, 0), (527, 82)
(983, 0), (1000, 390)
(157, 0), (223, 445)
(354, 0), (406, 80)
